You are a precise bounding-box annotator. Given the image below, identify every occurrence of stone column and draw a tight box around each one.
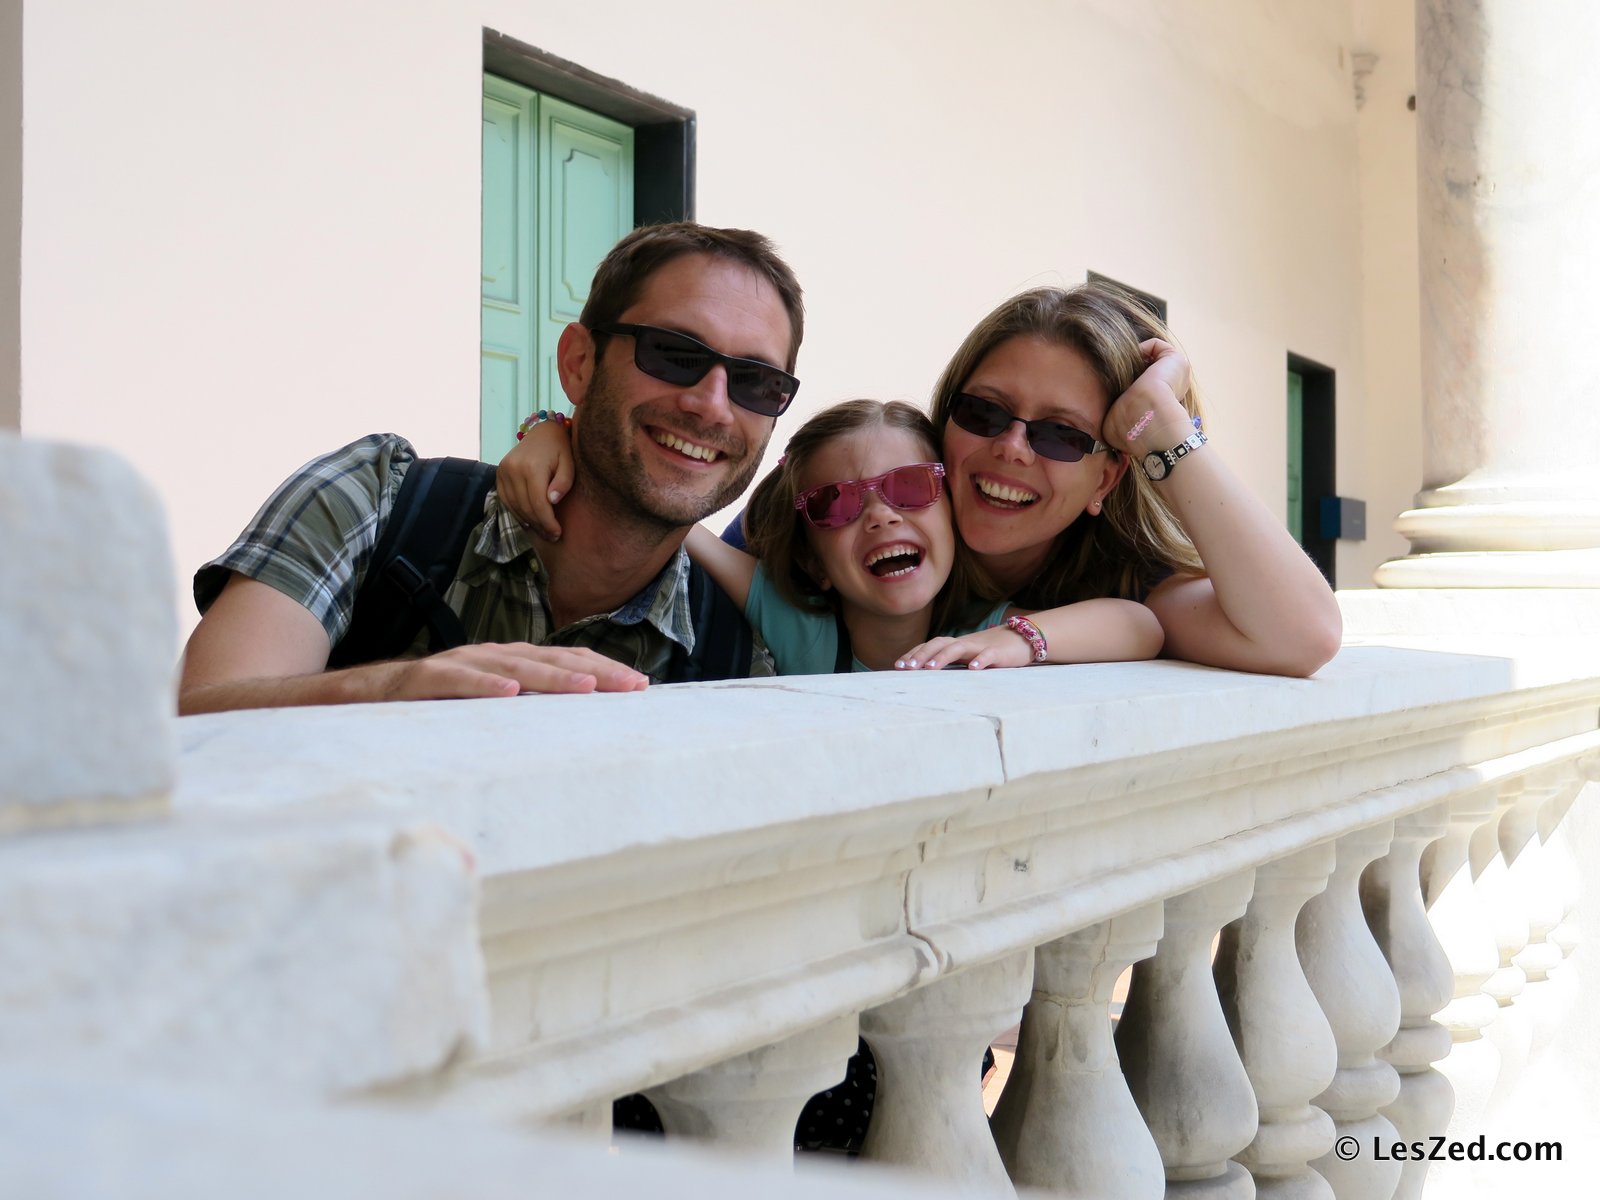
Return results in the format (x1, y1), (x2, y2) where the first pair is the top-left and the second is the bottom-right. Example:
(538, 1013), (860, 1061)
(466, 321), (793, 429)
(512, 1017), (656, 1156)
(1118, 871), (1258, 1199)
(1377, 0), (1600, 586)
(1363, 806), (1454, 1200)
(991, 904), (1166, 1199)
(858, 950), (1033, 1192)
(645, 1015), (858, 1162)
(1298, 823), (1402, 1200)
(1539, 779), (1585, 960)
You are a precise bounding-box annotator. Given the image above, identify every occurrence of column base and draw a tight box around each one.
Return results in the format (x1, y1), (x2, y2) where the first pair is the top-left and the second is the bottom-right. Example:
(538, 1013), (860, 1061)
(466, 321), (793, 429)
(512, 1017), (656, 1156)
(1378, 498), (1600, 587)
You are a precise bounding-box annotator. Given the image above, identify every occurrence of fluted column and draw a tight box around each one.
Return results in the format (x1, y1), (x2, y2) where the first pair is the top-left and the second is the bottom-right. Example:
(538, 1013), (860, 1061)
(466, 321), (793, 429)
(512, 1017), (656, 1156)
(645, 1015), (858, 1161)
(1378, 0), (1600, 585)
(1298, 823), (1402, 1200)
(992, 904), (1165, 1199)
(859, 950), (1033, 1191)
(1364, 806), (1453, 1200)
(1118, 871), (1258, 1199)
(1216, 845), (1337, 1200)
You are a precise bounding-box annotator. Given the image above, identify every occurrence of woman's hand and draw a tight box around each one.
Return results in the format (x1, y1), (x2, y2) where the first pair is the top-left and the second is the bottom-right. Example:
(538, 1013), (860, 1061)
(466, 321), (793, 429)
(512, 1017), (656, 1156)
(1102, 338), (1195, 455)
(496, 419), (575, 540)
(893, 628), (1035, 671)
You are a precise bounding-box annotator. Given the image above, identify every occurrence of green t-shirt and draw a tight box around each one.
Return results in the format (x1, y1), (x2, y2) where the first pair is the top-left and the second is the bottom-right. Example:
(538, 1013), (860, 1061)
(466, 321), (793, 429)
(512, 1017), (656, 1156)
(745, 564), (1009, 676)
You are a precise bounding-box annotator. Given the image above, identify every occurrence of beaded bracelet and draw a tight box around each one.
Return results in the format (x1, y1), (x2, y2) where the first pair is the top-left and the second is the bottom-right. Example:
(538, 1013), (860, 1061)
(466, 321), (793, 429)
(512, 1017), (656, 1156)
(516, 410), (570, 441)
(1004, 614), (1048, 664)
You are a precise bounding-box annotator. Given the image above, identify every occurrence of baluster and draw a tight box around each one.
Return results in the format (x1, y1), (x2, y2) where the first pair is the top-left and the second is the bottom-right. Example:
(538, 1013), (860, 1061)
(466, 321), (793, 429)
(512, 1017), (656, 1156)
(1421, 790), (1502, 1198)
(1471, 783), (1528, 1008)
(1364, 805), (1453, 1200)
(1118, 871), (1258, 1199)
(991, 904), (1165, 1199)
(859, 949), (1033, 1192)
(1298, 822), (1402, 1200)
(1539, 779), (1585, 960)
(1217, 845), (1337, 1200)
(645, 1015), (857, 1162)
(1502, 776), (1565, 985)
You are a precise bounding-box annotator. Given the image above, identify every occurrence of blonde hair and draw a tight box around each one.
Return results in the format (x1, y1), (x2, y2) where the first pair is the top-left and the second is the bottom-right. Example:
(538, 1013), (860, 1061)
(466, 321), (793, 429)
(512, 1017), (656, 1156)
(745, 400), (980, 632)
(930, 283), (1206, 607)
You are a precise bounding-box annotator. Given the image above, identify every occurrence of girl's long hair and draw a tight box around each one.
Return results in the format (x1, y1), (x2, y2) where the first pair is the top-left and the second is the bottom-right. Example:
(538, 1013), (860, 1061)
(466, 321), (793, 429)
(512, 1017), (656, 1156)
(744, 399), (980, 633)
(929, 283), (1207, 607)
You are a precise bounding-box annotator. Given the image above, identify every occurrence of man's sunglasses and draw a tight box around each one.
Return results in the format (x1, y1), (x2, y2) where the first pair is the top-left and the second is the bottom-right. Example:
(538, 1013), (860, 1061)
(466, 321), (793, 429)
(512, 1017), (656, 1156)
(593, 323), (800, 418)
(949, 393), (1116, 463)
(794, 463), (947, 530)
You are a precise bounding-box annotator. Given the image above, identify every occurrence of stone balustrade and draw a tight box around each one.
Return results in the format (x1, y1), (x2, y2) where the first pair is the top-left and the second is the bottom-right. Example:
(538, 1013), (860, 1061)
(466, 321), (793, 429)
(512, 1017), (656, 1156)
(4, 432), (1600, 1198)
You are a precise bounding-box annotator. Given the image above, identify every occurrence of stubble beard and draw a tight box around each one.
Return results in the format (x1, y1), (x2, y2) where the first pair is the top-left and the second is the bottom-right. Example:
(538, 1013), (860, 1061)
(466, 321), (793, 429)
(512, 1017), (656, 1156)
(574, 365), (768, 536)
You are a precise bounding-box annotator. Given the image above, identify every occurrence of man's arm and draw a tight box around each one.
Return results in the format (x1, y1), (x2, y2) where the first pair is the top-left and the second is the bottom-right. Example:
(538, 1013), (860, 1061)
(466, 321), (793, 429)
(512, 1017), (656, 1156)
(178, 574), (647, 714)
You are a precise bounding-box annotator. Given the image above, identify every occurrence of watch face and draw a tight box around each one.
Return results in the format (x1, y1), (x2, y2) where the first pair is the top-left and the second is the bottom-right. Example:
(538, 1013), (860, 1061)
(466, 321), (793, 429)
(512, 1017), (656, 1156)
(1142, 451), (1167, 480)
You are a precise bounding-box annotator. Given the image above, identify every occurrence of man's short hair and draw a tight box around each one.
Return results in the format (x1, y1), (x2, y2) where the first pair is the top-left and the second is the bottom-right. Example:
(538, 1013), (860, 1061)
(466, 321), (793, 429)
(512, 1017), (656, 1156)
(579, 222), (805, 371)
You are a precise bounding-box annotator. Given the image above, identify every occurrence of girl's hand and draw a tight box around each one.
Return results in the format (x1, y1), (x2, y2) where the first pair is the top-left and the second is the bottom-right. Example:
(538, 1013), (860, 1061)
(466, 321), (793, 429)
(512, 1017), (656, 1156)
(893, 628), (1035, 672)
(1102, 338), (1195, 456)
(496, 419), (575, 541)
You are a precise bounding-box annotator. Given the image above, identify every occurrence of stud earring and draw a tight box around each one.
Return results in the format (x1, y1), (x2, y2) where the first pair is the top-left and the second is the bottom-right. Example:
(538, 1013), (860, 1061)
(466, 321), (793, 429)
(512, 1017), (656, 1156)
(1088, 499), (1103, 515)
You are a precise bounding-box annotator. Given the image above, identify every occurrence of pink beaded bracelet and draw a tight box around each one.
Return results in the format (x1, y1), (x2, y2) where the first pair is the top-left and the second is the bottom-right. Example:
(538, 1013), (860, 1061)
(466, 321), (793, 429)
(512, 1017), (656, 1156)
(1005, 614), (1048, 664)
(516, 410), (570, 441)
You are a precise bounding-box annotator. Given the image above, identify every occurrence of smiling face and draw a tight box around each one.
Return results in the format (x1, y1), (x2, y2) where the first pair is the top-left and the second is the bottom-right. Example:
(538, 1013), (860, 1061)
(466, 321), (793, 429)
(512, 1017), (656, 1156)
(796, 426), (955, 623)
(943, 335), (1128, 592)
(569, 252), (793, 531)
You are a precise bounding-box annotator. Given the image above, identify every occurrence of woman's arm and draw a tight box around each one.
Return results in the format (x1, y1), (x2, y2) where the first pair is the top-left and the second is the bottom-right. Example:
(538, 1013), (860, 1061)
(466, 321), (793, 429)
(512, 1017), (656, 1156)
(895, 598), (1163, 670)
(1103, 340), (1343, 678)
(685, 524), (758, 612)
(496, 418), (575, 540)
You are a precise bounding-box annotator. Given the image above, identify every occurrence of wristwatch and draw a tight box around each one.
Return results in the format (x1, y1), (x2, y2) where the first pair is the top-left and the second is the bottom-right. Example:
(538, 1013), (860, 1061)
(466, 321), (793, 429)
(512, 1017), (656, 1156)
(1141, 431), (1207, 481)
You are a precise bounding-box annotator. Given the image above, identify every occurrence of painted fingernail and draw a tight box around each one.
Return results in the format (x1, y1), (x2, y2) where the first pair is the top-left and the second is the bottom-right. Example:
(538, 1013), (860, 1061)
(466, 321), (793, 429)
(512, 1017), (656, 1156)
(549, 490), (563, 503)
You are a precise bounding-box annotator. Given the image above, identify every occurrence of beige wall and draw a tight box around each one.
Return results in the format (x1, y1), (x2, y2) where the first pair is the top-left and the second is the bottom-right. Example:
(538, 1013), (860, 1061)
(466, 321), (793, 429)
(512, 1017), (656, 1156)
(1349, 0), (1422, 586)
(1, 0), (19, 431)
(18, 0), (1400, 632)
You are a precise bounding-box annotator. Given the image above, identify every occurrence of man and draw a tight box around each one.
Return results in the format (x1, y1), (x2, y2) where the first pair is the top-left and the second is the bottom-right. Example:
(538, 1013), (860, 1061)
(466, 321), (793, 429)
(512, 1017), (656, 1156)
(179, 223), (803, 714)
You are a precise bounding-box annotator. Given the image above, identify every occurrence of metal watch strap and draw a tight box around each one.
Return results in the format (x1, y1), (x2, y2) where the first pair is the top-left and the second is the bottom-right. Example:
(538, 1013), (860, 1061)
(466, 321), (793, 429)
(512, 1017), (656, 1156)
(1144, 430), (1208, 480)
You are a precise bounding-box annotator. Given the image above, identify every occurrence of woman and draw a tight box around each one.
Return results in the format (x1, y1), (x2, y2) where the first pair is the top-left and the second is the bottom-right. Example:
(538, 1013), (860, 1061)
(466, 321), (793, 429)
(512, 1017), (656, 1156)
(928, 283), (1340, 676)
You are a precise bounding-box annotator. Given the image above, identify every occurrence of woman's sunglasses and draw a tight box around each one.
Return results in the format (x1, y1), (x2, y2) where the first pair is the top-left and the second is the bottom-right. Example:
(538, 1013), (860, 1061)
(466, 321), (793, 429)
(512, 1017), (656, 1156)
(949, 393), (1115, 462)
(794, 463), (947, 530)
(594, 323), (800, 418)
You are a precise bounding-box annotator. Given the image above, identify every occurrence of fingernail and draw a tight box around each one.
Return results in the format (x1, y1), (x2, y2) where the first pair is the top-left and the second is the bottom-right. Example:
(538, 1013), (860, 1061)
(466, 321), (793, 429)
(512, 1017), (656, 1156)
(549, 490), (563, 503)
(894, 660), (905, 669)
(906, 659), (918, 669)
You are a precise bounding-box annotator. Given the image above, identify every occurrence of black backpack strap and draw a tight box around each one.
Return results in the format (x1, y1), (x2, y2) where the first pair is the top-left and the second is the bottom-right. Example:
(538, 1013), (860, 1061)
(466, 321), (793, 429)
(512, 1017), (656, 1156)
(328, 457), (496, 668)
(832, 607), (853, 674)
(668, 560), (756, 682)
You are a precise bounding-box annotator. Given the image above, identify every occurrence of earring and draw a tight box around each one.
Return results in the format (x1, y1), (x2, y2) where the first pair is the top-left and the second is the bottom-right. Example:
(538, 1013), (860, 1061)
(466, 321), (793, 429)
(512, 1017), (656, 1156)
(1088, 499), (1103, 515)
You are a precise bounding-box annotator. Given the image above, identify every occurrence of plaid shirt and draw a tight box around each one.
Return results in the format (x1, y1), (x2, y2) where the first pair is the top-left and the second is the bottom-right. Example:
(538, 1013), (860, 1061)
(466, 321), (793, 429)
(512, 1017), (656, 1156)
(195, 434), (773, 681)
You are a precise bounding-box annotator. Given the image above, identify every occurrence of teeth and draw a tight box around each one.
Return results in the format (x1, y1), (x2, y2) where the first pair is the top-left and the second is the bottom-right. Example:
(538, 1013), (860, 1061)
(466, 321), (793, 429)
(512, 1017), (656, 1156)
(976, 477), (1039, 505)
(865, 544), (921, 567)
(653, 431), (719, 462)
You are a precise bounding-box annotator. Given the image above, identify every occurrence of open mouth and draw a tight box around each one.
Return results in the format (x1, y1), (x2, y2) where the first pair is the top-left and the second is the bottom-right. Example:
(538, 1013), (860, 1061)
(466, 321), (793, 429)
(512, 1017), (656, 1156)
(650, 428), (723, 464)
(975, 476), (1039, 510)
(865, 542), (924, 578)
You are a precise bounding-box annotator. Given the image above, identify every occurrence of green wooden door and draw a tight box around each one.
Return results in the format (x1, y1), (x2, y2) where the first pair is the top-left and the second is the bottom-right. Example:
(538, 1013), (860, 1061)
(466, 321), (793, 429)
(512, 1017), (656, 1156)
(480, 76), (633, 461)
(1286, 369), (1304, 544)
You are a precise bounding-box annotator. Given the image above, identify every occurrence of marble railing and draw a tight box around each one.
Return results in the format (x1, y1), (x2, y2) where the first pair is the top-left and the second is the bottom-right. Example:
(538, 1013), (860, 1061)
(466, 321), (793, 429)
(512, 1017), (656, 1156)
(166, 597), (1600, 1198)
(4, 437), (1598, 1198)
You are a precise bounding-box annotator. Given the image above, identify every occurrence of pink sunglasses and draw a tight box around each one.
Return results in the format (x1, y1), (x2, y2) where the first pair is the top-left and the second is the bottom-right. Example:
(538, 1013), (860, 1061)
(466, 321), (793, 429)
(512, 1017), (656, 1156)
(794, 463), (947, 530)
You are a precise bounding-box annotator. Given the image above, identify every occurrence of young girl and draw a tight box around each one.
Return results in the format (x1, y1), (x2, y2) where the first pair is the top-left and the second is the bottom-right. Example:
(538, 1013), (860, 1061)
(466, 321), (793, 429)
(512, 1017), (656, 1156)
(500, 399), (1163, 676)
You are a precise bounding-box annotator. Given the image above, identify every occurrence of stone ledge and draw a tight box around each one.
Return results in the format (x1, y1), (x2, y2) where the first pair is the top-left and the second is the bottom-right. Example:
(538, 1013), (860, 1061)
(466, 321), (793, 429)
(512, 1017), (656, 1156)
(0, 813), (488, 1095)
